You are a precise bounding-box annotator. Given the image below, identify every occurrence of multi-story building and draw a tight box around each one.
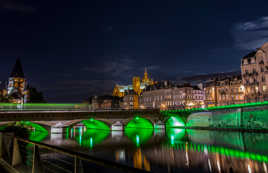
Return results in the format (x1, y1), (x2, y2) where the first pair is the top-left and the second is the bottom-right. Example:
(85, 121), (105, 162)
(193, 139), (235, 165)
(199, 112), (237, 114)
(204, 75), (245, 107)
(139, 82), (205, 109)
(241, 42), (268, 102)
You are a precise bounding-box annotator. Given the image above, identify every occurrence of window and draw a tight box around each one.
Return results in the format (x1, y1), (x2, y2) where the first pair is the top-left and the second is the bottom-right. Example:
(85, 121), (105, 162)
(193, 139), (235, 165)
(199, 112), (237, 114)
(262, 76), (266, 82)
(263, 85), (267, 92)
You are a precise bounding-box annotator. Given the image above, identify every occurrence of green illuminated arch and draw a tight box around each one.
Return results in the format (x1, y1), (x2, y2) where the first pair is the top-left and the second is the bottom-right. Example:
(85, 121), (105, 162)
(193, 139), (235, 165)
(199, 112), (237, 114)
(16, 121), (48, 132)
(28, 130), (48, 142)
(75, 127), (110, 149)
(125, 116), (153, 129)
(125, 128), (153, 147)
(166, 116), (185, 128)
(82, 118), (110, 130)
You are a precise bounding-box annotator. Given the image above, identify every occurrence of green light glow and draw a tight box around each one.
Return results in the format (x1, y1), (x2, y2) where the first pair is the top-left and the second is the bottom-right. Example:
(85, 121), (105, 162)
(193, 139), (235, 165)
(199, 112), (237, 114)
(186, 108), (268, 129)
(165, 116), (185, 128)
(166, 128), (186, 146)
(74, 128), (110, 149)
(82, 119), (110, 130)
(124, 128), (153, 147)
(125, 116), (153, 129)
(28, 130), (48, 142)
(187, 130), (245, 150)
(16, 121), (48, 132)
(66, 127), (69, 139)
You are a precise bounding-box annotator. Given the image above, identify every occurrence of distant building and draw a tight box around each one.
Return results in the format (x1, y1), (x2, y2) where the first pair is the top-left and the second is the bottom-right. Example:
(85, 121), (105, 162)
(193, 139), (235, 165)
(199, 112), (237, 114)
(92, 95), (121, 110)
(138, 81), (205, 109)
(7, 58), (28, 104)
(204, 75), (245, 107)
(241, 42), (268, 102)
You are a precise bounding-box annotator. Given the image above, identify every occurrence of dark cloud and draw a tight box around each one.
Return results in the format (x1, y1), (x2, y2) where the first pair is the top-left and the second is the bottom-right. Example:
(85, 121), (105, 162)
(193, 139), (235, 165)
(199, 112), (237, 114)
(82, 56), (159, 85)
(232, 16), (268, 50)
(42, 79), (116, 102)
(0, 0), (35, 13)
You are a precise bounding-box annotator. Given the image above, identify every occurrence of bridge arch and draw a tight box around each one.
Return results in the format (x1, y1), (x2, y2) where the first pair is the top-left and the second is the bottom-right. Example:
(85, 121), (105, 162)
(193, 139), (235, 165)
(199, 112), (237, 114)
(81, 118), (110, 131)
(165, 115), (185, 128)
(125, 116), (154, 129)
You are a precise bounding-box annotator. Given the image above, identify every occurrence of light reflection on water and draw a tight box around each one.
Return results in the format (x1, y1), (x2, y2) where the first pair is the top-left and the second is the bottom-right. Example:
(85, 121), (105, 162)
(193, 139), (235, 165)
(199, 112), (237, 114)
(37, 127), (268, 173)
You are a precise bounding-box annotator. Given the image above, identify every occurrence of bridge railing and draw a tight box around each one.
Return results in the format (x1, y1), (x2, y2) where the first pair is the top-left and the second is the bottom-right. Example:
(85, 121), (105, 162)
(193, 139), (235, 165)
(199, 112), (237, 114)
(0, 132), (149, 173)
(0, 103), (92, 112)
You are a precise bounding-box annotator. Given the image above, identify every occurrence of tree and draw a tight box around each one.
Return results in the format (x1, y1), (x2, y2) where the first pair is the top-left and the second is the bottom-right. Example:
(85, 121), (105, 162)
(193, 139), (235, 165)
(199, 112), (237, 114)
(28, 86), (46, 103)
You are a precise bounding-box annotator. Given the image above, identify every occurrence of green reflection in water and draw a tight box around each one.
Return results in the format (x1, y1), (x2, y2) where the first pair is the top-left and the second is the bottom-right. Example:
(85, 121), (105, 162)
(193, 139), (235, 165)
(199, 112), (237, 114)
(169, 142), (268, 163)
(165, 116), (185, 128)
(125, 128), (153, 147)
(82, 118), (110, 130)
(166, 128), (186, 146)
(66, 127), (69, 139)
(74, 127), (110, 149)
(125, 116), (153, 129)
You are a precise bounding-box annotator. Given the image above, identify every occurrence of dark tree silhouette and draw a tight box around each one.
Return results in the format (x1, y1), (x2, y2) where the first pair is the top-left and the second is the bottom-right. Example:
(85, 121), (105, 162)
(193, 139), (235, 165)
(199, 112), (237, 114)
(28, 86), (46, 103)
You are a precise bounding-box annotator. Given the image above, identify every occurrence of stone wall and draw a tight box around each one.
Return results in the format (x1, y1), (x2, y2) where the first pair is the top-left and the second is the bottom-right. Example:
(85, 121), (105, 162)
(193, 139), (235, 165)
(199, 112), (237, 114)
(186, 105), (268, 130)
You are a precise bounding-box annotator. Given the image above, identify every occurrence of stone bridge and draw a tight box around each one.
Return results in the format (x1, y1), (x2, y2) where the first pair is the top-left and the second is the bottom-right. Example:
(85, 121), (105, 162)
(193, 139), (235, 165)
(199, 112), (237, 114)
(0, 109), (167, 132)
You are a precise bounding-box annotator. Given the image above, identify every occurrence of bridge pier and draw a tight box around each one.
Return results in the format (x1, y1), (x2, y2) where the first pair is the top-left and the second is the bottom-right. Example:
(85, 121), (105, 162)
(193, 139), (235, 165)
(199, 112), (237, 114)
(111, 121), (124, 131)
(154, 120), (165, 129)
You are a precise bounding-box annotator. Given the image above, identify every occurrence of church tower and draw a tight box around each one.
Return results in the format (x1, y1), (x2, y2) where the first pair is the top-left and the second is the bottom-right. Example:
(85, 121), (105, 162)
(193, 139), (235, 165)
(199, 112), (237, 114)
(8, 58), (28, 103)
(142, 67), (153, 85)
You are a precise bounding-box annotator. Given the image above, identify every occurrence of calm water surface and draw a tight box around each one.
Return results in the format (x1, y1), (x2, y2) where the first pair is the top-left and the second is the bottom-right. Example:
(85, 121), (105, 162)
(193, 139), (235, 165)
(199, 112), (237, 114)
(31, 127), (268, 173)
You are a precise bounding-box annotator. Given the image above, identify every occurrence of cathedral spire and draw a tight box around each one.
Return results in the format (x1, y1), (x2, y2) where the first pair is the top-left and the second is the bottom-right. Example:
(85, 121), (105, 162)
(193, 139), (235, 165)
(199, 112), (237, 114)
(10, 58), (24, 78)
(144, 67), (148, 80)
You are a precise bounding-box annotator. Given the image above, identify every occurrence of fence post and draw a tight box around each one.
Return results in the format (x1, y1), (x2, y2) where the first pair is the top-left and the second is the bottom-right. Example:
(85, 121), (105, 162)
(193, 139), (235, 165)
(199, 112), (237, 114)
(11, 138), (22, 167)
(0, 132), (2, 159)
(74, 156), (84, 173)
(32, 144), (43, 173)
(74, 156), (78, 173)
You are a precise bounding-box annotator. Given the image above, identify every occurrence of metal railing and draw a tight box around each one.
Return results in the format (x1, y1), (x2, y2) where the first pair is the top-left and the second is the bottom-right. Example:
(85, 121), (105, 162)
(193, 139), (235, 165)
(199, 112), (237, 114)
(0, 132), (150, 173)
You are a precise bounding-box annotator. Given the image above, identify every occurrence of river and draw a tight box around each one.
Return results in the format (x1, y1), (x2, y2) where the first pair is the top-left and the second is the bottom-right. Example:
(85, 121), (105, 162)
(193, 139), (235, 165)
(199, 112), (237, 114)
(29, 126), (268, 173)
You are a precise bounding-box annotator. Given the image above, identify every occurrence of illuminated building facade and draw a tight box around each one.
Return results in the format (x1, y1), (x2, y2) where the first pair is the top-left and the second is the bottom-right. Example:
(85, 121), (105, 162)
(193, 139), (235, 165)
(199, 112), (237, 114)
(139, 82), (205, 109)
(241, 42), (268, 102)
(204, 75), (245, 107)
(113, 68), (154, 98)
(7, 58), (28, 104)
(114, 68), (155, 109)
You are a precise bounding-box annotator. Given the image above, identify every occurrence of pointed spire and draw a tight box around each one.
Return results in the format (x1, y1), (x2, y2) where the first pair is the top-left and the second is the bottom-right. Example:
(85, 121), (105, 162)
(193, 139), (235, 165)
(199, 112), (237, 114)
(10, 58), (24, 78)
(144, 67), (148, 79)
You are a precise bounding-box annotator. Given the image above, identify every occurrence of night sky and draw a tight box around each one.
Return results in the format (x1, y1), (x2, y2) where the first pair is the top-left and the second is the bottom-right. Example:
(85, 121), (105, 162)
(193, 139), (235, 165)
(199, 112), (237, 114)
(1, 0), (268, 102)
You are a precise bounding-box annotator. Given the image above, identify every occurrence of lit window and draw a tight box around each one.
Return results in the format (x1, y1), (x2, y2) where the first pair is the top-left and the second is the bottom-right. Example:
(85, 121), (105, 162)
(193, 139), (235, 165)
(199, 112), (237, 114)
(255, 86), (259, 92)
(263, 85), (267, 92)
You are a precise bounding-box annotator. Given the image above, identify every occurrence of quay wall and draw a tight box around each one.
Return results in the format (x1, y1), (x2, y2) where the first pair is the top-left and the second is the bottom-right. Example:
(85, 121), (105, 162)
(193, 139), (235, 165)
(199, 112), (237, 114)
(186, 105), (268, 130)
